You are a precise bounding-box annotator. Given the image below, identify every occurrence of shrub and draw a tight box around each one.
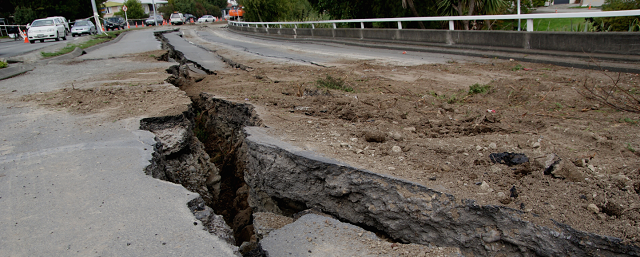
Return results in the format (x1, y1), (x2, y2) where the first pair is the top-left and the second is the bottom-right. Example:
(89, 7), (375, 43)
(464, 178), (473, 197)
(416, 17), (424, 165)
(316, 75), (353, 92)
(594, 0), (640, 31)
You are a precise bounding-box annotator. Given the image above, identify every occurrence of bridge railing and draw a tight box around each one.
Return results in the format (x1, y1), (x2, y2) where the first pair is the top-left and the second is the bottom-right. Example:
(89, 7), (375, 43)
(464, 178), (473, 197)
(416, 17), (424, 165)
(229, 10), (640, 31)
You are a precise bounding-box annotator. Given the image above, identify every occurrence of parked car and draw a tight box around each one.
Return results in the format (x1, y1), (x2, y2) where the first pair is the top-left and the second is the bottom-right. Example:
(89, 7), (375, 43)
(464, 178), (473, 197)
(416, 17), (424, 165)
(145, 15), (163, 26)
(27, 18), (66, 43)
(170, 12), (186, 25)
(104, 16), (125, 30)
(184, 14), (196, 23)
(48, 16), (70, 34)
(71, 20), (96, 36)
(197, 15), (215, 23)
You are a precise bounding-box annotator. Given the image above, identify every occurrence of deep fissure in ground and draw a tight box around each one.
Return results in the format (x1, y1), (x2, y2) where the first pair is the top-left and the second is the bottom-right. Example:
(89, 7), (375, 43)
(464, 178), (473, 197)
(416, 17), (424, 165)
(142, 30), (640, 256)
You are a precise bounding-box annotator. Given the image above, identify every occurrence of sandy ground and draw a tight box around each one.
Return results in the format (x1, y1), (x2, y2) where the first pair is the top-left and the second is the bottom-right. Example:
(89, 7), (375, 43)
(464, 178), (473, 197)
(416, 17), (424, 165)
(21, 34), (640, 247)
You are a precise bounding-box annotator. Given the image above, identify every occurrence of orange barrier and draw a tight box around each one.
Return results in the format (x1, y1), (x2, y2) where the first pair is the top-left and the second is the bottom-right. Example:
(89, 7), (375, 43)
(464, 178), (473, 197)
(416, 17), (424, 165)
(22, 30), (28, 43)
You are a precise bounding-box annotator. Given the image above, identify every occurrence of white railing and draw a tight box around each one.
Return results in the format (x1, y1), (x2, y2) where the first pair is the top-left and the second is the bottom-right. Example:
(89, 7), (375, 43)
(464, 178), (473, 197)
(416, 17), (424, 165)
(229, 10), (640, 31)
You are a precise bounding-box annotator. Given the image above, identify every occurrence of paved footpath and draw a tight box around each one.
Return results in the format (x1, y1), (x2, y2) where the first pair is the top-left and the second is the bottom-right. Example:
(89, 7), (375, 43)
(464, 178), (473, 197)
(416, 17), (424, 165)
(0, 29), (238, 256)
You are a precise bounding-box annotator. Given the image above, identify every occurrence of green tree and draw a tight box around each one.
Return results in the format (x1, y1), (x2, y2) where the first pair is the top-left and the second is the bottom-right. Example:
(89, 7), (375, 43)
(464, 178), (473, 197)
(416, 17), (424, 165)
(437, 0), (508, 30)
(13, 6), (37, 25)
(115, 0), (147, 19)
(595, 0), (640, 31)
(307, 0), (439, 28)
(4, 0), (107, 23)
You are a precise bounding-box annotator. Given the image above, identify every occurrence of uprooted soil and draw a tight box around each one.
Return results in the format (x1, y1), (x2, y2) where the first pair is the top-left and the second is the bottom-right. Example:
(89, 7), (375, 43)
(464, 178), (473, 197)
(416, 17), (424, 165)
(21, 45), (640, 246)
(184, 54), (640, 245)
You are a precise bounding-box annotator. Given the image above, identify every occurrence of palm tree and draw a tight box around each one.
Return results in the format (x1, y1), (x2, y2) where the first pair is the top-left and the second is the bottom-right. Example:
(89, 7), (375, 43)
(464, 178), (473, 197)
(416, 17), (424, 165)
(402, 0), (426, 29)
(437, 0), (507, 30)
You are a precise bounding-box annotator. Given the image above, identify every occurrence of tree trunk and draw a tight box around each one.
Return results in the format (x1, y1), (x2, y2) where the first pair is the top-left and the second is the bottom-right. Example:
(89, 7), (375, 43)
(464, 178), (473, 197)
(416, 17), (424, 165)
(465, 0), (476, 30)
(406, 0), (426, 29)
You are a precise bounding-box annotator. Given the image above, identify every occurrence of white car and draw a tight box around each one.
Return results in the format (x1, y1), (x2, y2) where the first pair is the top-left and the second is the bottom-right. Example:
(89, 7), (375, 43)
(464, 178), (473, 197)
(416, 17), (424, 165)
(170, 13), (186, 25)
(197, 15), (216, 23)
(27, 18), (66, 44)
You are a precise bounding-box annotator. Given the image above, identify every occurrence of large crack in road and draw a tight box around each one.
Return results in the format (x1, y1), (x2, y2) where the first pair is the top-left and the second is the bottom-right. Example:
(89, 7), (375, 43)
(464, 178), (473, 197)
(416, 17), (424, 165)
(139, 29), (640, 256)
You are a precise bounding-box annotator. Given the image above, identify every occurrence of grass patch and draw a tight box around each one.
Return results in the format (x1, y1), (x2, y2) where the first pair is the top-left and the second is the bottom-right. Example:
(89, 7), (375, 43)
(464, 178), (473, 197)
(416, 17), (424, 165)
(0, 61), (7, 69)
(469, 83), (491, 94)
(41, 31), (123, 58)
(532, 18), (589, 31)
(511, 64), (524, 71)
(621, 117), (638, 124)
(316, 75), (353, 92)
(626, 143), (636, 153)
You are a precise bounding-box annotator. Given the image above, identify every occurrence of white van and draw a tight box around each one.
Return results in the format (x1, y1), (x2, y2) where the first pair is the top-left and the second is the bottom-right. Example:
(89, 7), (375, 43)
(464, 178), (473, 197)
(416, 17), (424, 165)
(170, 12), (186, 25)
(48, 16), (70, 34)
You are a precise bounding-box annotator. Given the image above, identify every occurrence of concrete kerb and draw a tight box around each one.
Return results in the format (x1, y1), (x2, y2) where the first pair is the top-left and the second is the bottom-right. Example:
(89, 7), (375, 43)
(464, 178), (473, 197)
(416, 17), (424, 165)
(0, 64), (35, 80)
(82, 30), (129, 53)
(227, 29), (640, 74)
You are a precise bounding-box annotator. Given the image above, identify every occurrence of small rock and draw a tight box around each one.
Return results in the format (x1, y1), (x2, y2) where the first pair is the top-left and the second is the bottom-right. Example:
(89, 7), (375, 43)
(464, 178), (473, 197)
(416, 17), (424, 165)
(403, 127), (416, 132)
(391, 146), (402, 154)
(388, 167), (396, 171)
(587, 203), (600, 214)
(479, 181), (493, 192)
(364, 131), (386, 142)
(440, 164), (451, 172)
(532, 142), (541, 148)
(355, 149), (364, 154)
(490, 166), (502, 173)
(509, 185), (518, 198)
(587, 165), (596, 172)
(476, 145), (483, 151)
(350, 138), (358, 142)
(340, 143), (350, 147)
(390, 132), (403, 141)
(497, 192), (506, 198)
(488, 143), (497, 149)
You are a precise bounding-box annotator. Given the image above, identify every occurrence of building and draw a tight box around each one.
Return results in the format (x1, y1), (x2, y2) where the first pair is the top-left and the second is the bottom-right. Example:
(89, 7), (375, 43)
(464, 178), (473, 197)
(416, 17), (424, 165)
(102, 0), (168, 18)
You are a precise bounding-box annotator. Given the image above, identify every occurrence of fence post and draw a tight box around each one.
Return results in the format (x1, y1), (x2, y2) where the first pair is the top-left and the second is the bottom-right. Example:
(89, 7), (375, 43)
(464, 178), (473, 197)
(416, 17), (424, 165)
(279, 24), (282, 28)
(449, 20), (455, 30)
(526, 19), (533, 31)
(397, 21), (402, 30)
(361, 22), (364, 29)
(312, 24), (315, 29)
(332, 23), (336, 29)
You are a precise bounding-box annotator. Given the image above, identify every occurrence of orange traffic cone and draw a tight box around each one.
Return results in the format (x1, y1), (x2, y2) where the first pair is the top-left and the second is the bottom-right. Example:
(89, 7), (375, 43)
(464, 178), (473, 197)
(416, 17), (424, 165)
(588, 4), (591, 9)
(22, 30), (28, 43)
(135, 23), (138, 28)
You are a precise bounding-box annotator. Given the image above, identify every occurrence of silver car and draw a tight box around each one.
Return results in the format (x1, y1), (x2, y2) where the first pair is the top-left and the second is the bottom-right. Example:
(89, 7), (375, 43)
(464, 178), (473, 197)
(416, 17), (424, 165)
(71, 20), (96, 37)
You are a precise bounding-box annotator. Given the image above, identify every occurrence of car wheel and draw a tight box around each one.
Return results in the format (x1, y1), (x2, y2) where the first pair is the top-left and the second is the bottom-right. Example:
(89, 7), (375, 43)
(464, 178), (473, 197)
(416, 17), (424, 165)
(30, 40), (35, 44)
(40, 39), (44, 42)
(72, 34), (75, 37)
(62, 33), (66, 40)
(55, 32), (60, 41)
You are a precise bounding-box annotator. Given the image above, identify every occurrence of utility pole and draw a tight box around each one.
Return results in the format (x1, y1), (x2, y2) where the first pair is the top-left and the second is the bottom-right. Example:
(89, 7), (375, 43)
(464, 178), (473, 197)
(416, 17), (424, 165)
(91, 0), (106, 34)
(152, 0), (158, 26)
(517, 0), (521, 31)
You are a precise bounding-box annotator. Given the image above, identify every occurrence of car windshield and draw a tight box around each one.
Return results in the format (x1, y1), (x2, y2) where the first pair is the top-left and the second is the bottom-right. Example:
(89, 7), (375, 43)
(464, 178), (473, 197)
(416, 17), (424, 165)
(31, 20), (54, 27)
(107, 18), (119, 22)
(74, 21), (90, 26)
(171, 14), (181, 18)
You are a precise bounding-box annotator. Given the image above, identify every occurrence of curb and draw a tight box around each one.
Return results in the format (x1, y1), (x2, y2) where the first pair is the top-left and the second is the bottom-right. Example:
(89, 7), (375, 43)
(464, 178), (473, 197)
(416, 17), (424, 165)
(0, 64), (35, 80)
(82, 30), (128, 53)
(43, 47), (85, 63)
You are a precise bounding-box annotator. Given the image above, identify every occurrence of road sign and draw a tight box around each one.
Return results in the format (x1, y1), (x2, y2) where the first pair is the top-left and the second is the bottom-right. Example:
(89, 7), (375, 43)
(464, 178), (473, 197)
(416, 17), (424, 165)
(122, 5), (128, 12)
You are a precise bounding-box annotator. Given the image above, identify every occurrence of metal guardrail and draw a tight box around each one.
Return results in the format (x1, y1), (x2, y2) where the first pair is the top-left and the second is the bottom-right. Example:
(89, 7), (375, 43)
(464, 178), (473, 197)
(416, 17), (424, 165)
(229, 10), (640, 31)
